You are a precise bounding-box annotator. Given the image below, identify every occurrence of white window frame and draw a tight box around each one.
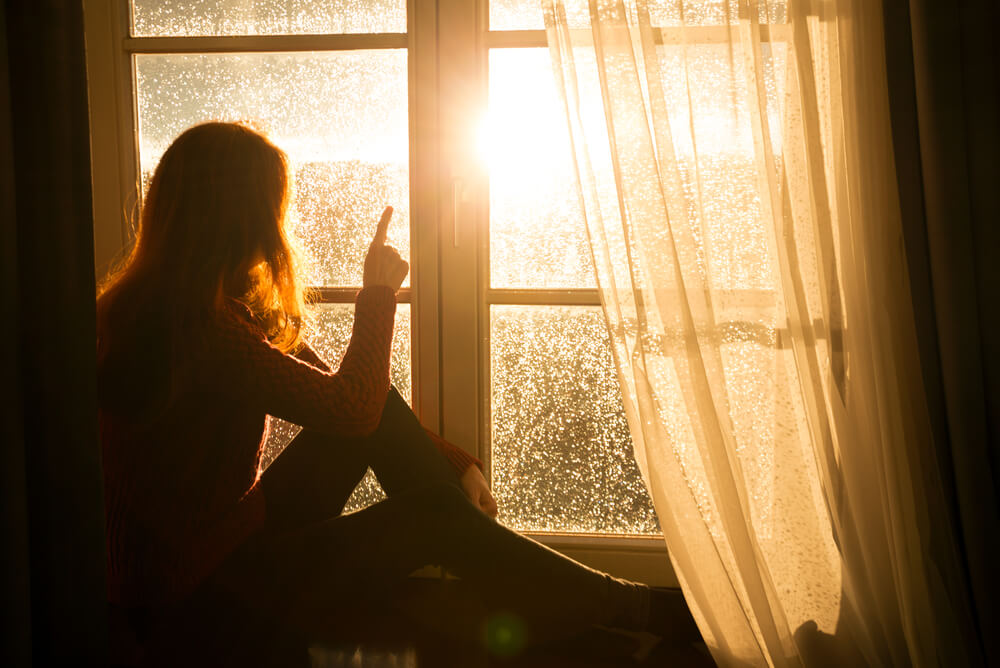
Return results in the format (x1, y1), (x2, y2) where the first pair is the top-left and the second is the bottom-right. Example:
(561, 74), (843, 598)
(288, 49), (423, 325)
(83, 0), (677, 586)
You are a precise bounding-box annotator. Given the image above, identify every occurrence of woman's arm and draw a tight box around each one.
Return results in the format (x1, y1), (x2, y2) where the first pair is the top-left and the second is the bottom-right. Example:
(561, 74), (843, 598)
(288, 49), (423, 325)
(205, 286), (397, 437)
(206, 207), (408, 436)
(292, 339), (332, 372)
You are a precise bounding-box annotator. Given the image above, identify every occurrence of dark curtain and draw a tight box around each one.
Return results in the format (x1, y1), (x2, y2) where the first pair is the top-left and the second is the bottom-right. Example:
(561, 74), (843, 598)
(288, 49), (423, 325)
(1, 1), (107, 665)
(883, 0), (1000, 665)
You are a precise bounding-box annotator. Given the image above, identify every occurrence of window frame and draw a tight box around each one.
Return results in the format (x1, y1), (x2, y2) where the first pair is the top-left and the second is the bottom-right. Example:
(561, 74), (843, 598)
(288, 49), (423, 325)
(435, 0), (674, 579)
(85, 0), (435, 416)
(84, 0), (677, 586)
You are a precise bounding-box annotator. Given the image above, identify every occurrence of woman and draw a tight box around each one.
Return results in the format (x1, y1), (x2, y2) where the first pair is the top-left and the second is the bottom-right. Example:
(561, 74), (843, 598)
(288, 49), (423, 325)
(98, 122), (697, 666)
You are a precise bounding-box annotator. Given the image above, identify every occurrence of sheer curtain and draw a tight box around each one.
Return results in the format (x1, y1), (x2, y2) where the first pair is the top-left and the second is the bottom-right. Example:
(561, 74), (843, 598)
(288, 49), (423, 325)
(541, 0), (973, 665)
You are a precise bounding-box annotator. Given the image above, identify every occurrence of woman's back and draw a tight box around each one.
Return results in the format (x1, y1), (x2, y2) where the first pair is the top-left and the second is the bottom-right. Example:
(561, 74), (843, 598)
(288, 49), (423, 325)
(95, 122), (299, 605)
(97, 121), (398, 609)
(99, 279), (399, 608)
(99, 297), (268, 607)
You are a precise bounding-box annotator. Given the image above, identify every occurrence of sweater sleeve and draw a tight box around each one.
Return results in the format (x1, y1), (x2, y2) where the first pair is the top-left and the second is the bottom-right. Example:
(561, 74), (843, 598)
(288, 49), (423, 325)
(423, 429), (483, 474)
(205, 287), (397, 437)
(293, 340), (333, 372)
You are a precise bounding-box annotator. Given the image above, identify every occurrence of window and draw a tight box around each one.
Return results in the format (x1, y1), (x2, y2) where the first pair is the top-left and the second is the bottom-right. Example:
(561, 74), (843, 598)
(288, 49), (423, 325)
(85, 0), (673, 583)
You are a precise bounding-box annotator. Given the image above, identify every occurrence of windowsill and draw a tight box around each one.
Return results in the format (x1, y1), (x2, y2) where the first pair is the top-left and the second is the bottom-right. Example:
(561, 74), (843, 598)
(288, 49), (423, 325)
(529, 532), (677, 587)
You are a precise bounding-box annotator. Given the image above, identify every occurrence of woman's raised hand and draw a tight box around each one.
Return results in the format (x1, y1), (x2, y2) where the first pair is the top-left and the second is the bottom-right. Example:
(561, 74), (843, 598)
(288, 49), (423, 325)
(363, 206), (409, 291)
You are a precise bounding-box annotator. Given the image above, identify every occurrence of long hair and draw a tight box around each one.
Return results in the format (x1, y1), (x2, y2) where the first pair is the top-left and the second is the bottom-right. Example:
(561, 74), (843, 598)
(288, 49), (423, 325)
(97, 122), (306, 415)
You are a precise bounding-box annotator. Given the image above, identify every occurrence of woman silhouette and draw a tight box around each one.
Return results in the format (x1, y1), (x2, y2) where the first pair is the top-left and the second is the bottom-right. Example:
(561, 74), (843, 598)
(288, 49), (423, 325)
(98, 122), (698, 666)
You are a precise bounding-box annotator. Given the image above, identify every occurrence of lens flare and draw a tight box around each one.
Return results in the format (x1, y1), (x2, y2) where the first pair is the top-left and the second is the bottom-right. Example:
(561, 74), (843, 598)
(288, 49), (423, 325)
(483, 611), (528, 658)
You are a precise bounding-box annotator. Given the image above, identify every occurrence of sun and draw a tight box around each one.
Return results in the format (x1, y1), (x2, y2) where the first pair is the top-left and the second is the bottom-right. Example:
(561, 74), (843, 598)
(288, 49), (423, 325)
(479, 50), (573, 181)
(477, 106), (566, 179)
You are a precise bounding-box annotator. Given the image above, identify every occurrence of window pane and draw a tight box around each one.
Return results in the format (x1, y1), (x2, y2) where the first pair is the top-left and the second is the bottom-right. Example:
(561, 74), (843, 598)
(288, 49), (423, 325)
(260, 303), (410, 511)
(135, 51), (409, 287)
(488, 49), (594, 289)
(489, 0), (546, 31)
(651, 41), (786, 293)
(132, 0), (406, 36)
(490, 305), (659, 535)
(489, 0), (786, 31)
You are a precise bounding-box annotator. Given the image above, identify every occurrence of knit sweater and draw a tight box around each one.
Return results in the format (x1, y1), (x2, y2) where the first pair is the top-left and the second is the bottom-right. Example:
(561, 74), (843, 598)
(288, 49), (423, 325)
(100, 286), (480, 607)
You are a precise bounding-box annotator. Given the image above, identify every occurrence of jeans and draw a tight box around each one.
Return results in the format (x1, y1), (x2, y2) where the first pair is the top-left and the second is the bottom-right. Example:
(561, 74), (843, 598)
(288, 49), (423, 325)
(141, 388), (648, 666)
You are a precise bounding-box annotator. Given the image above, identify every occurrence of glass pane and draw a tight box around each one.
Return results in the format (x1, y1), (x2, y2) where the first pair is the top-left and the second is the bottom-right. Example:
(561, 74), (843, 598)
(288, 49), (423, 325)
(132, 0), (406, 36)
(135, 51), (409, 287)
(652, 41), (786, 293)
(490, 305), (659, 535)
(490, 0), (546, 30)
(487, 49), (594, 289)
(489, 0), (786, 31)
(641, 0), (788, 26)
(260, 303), (410, 511)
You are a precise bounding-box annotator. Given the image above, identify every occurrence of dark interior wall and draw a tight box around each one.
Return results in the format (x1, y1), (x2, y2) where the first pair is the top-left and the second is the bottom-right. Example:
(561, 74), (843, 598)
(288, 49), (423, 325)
(1, 1), (107, 665)
(1, 2), (31, 665)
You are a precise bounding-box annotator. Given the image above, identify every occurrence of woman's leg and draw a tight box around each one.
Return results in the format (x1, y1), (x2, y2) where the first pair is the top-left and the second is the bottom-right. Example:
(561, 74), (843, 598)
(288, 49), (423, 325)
(363, 386), (463, 495)
(260, 386), (460, 531)
(253, 390), (693, 648)
(254, 482), (648, 645)
(258, 426), (369, 532)
(151, 391), (690, 664)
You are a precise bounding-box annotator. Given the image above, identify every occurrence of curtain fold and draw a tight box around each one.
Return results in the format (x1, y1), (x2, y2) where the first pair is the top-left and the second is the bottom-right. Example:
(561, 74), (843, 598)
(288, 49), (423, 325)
(2, 1), (107, 664)
(883, 0), (1000, 663)
(542, 0), (977, 665)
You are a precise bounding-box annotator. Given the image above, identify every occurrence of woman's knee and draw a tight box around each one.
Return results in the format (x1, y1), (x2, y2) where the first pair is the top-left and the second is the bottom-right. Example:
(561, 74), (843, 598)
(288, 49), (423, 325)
(408, 481), (473, 517)
(377, 386), (408, 422)
(261, 427), (370, 526)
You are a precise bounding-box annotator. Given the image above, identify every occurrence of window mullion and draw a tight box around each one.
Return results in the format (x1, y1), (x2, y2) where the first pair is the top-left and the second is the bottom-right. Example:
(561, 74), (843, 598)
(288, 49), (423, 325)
(408, 0), (442, 432)
(436, 0), (487, 460)
(123, 33), (408, 53)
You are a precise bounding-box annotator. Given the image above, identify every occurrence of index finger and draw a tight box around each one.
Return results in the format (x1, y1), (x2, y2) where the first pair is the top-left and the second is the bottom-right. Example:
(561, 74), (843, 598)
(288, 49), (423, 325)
(371, 206), (393, 247)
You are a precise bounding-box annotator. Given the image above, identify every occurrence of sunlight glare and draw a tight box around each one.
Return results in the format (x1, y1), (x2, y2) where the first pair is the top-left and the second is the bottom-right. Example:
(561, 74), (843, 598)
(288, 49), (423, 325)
(478, 106), (566, 181)
(481, 51), (570, 182)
